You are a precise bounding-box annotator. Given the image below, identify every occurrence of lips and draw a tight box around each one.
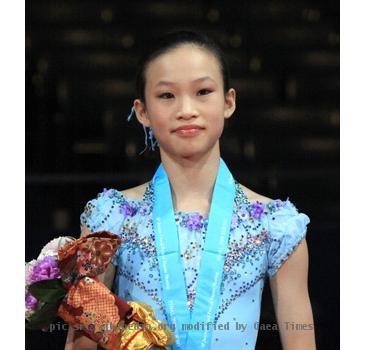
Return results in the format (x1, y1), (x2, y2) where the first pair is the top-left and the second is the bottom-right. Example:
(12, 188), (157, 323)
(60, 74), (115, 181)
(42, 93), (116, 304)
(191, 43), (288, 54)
(173, 124), (204, 132)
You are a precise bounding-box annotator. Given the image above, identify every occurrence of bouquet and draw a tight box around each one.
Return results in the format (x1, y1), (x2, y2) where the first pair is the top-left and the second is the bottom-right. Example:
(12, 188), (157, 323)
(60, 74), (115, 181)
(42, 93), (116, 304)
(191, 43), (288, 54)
(25, 231), (174, 349)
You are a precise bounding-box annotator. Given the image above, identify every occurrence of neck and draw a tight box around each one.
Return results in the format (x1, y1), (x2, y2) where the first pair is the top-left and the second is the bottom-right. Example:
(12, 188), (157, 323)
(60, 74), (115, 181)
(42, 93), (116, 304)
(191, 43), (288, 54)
(159, 143), (221, 214)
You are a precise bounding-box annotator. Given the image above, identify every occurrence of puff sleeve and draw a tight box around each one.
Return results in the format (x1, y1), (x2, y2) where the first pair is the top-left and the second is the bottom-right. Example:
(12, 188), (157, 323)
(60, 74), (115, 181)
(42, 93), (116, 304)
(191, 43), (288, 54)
(80, 189), (126, 266)
(265, 199), (310, 277)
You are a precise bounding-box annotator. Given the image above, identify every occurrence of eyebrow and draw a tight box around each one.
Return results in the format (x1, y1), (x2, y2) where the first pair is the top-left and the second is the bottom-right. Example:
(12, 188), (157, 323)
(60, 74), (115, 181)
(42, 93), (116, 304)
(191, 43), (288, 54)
(154, 76), (216, 88)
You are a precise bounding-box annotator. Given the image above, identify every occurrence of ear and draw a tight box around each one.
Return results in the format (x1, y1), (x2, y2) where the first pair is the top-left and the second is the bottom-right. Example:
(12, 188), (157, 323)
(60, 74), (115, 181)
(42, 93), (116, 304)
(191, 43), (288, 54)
(223, 88), (236, 119)
(133, 99), (151, 128)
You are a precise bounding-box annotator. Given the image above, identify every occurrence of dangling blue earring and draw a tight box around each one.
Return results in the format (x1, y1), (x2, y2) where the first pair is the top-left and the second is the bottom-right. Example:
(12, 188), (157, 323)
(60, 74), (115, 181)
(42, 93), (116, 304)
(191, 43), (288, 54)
(127, 106), (135, 122)
(126, 106), (159, 154)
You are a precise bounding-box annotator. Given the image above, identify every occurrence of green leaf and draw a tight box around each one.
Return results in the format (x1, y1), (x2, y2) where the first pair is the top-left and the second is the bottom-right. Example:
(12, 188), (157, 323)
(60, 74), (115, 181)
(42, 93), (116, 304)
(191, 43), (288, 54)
(28, 279), (67, 303)
(25, 302), (60, 330)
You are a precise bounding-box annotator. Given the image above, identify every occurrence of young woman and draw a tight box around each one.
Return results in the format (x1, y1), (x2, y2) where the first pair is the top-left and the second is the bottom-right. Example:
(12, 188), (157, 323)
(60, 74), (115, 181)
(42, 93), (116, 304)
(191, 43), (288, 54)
(65, 31), (316, 350)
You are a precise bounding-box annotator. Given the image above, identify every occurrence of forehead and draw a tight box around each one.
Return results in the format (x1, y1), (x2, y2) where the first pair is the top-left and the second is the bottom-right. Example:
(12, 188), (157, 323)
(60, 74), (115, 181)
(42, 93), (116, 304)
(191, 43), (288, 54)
(144, 45), (223, 87)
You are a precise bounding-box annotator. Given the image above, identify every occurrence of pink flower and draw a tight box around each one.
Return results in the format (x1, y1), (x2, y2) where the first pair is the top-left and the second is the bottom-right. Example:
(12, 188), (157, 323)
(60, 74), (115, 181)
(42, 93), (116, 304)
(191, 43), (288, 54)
(37, 236), (74, 260)
(25, 260), (37, 285)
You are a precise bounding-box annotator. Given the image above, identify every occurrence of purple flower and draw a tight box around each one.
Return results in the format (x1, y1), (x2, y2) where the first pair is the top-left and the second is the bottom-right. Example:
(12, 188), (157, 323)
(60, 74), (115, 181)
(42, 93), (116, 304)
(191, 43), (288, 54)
(30, 256), (60, 283)
(186, 213), (204, 231)
(250, 202), (265, 219)
(120, 203), (137, 217)
(25, 291), (38, 310)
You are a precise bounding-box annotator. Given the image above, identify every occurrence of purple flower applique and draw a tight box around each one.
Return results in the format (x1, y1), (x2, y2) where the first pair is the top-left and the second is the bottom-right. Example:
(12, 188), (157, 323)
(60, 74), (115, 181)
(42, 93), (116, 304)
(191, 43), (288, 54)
(120, 203), (137, 217)
(186, 213), (204, 231)
(31, 256), (61, 283)
(250, 202), (265, 220)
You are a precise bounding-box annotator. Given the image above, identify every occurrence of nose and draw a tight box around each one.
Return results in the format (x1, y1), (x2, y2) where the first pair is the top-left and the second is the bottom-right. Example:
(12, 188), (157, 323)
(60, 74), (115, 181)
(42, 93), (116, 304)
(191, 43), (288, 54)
(176, 96), (198, 120)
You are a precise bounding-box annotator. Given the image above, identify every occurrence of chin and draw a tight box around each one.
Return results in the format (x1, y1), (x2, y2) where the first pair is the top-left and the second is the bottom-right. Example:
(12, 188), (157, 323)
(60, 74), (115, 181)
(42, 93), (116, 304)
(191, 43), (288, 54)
(176, 144), (217, 160)
(179, 151), (202, 159)
(160, 138), (219, 160)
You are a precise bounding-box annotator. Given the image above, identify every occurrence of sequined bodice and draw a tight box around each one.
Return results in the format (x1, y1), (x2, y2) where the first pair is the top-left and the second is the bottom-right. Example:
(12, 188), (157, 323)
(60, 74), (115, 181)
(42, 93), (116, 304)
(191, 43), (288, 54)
(80, 181), (310, 349)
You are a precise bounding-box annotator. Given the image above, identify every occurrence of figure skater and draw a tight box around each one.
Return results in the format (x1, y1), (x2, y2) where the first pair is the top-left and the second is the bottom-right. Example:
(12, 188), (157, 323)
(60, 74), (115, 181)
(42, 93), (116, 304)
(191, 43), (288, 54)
(65, 30), (316, 350)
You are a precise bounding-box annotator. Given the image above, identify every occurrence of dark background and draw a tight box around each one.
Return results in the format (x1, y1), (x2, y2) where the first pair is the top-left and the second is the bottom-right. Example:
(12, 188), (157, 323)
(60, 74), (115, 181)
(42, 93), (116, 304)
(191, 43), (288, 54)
(26, 0), (339, 349)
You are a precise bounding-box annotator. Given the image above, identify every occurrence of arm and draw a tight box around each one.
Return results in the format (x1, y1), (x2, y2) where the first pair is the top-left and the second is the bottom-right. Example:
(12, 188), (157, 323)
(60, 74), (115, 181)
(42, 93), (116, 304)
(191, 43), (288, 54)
(269, 238), (316, 350)
(64, 225), (116, 350)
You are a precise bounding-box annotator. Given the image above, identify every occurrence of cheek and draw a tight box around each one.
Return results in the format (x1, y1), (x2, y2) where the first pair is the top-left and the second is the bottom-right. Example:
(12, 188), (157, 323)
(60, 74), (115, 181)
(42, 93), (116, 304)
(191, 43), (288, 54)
(151, 119), (165, 135)
(145, 102), (168, 128)
(210, 110), (226, 136)
(215, 119), (226, 137)
(207, 105), (225, 126)
(205, 96), (225, 114)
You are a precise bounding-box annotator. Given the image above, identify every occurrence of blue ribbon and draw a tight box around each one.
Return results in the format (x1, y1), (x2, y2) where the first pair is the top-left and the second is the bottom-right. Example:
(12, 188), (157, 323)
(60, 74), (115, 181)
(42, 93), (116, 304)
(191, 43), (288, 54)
(152, 159), (235, 349)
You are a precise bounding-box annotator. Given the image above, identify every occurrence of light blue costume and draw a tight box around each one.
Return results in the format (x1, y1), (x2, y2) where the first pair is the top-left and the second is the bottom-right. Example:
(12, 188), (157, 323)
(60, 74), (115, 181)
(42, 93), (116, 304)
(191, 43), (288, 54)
(80, 173), (310, 349)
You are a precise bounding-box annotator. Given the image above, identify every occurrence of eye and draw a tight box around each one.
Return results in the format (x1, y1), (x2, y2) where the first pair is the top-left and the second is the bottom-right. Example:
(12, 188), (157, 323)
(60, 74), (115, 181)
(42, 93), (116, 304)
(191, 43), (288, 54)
(158, 92), (174, 99)
(197, 89), (212, 96)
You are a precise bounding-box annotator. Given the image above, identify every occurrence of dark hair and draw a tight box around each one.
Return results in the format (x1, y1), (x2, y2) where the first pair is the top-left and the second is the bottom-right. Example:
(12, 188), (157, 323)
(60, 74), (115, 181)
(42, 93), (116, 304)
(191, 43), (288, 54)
(135, 30), (231, 101)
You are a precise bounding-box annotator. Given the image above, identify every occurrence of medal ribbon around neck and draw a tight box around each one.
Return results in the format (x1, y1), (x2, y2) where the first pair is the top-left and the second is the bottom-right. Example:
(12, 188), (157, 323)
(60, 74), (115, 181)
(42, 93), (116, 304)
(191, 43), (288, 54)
(152, 158), (235, 349)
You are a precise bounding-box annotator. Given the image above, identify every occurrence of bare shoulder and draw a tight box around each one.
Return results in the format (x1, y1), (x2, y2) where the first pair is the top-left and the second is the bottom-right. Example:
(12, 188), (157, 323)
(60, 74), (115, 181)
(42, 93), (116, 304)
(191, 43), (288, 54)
(120, 182), (150, 201)
(238, 183), (273, 204)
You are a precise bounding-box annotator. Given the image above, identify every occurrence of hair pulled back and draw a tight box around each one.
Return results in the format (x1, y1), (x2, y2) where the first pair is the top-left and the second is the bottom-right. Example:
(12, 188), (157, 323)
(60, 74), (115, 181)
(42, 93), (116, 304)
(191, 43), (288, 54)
(135, 30), (231, 101)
